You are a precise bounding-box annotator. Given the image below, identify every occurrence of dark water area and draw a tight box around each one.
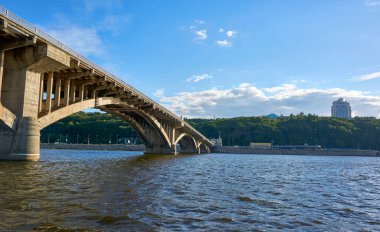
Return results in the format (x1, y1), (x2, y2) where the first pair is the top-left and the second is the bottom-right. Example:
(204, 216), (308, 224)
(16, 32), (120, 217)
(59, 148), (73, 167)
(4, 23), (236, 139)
(1, 150), (380, 231)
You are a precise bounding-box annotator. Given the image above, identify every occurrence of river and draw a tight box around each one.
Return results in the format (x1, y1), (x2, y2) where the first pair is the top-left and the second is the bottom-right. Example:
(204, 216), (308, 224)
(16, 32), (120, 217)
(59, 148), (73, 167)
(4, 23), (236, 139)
(0, 150), (379, 231)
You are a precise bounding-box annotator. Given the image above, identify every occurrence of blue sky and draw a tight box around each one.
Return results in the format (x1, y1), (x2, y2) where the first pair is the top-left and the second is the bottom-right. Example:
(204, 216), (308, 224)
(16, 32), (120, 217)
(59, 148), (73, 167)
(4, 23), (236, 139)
(2, 0), (380, 117)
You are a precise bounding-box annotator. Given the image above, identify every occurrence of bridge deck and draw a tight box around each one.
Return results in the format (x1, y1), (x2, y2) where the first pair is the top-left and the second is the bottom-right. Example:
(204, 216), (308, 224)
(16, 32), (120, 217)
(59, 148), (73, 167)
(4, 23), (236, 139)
(0, 6), (211, 147)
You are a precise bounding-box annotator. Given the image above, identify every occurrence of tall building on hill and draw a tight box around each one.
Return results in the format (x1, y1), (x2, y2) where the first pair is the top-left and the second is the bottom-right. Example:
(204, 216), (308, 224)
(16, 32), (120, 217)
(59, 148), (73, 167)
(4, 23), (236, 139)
(331, 98), (351, 119)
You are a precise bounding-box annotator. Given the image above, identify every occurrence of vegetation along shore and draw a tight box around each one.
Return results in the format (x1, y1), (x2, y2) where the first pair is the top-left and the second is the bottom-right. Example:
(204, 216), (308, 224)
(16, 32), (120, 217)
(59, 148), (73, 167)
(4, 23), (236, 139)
(42, 112), (380, 151)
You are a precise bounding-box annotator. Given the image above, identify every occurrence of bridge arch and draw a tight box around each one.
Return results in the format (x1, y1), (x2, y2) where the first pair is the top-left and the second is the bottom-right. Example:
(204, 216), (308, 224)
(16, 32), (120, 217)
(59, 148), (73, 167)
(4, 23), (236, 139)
(175, 133), (198, 154)
(38, 97), (173, 153)
(105, 110), (153, 148)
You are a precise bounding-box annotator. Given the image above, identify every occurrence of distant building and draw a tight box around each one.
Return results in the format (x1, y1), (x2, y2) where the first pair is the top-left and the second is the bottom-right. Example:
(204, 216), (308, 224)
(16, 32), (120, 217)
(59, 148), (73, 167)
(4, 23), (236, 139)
(331, 98), (351, 119)
(272, 145), (322, 150)
(249, 142), (272, 149)
(210, 135), (223, 147)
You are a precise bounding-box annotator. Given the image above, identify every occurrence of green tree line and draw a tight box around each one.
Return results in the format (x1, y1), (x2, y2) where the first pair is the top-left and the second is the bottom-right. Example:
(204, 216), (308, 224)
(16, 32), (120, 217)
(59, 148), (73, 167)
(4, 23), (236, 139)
(41, 112), (380, 150)
(41, 112), (140, 144)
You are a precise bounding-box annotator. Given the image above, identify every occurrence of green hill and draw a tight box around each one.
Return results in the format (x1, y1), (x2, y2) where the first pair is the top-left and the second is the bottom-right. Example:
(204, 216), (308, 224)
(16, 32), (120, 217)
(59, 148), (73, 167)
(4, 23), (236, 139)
(41, 112), (380, 150)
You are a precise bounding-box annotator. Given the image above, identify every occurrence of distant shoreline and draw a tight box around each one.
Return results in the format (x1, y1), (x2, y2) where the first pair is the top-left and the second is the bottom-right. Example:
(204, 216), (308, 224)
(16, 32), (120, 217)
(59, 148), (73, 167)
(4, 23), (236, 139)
(212, 146), (380, 157)
(41, 143), (380, 157)
(41, 143), (145, 151)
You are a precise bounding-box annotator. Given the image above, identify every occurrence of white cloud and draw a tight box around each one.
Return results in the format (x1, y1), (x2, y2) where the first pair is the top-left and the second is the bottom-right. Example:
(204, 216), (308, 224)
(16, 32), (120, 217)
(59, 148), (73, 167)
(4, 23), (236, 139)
(263, 84), (297, 93)
(83, 0), (123, 11)
(216, 40), (232, 47)
(154, 88), (165, 97)
(46, 26), (103, 56)
(187, 74), (213, 83)
(365, 0), (380, 6)
(99, 15), (131, 35)
(195, 30), (207, 40)
(226, 30), (237, 37)
(291, 79), (307, 84)
(355, 71), (380, 81)
(218, 28), (225, 33)
(188, 20), (207, 41)
(157, 83), (380, 118)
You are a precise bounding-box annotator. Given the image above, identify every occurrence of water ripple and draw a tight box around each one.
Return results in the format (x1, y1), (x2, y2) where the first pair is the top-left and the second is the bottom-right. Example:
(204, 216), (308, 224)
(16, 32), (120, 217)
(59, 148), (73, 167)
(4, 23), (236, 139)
(0, 150), (379, 231)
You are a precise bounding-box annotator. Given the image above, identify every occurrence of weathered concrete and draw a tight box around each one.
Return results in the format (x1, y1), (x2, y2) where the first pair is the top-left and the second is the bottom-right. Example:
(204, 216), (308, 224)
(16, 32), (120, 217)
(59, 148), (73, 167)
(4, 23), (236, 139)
(0, 7), (212, 161)
(8, 117), (40, 161)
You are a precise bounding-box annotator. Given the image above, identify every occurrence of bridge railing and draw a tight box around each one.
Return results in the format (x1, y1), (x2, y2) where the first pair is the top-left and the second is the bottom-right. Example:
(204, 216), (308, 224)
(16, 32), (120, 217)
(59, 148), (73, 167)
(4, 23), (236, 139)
(0, 7), (126, 84)
(0, 6), (210, 143)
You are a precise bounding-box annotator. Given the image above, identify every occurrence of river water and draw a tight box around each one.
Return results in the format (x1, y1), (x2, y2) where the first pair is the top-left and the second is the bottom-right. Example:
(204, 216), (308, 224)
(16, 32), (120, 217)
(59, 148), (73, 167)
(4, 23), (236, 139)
(0, 150), (380, 231)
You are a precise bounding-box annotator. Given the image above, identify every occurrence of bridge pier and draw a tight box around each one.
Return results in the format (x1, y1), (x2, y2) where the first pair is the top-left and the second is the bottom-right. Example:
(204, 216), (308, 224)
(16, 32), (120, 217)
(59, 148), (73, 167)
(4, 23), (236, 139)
(0, 125), (14, 159)
(0, 45), (43, 160)
(0, 117), (40, 161)
(0, 40), (62, 160)
(145, 145), (177, 155)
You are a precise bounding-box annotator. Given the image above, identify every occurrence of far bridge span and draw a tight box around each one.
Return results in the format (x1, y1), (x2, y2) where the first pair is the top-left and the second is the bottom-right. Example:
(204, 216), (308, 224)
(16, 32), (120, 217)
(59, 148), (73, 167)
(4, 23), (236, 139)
(0, 7), (211, 161)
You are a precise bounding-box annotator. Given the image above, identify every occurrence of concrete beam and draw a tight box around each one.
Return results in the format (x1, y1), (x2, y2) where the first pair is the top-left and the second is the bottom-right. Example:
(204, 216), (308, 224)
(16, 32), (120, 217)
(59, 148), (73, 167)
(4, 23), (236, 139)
(70, 59), (80, 67)
(55, 70), (94, 79)
(0, 37), (37, 51)
(75, 79), (98, 86)
(0, 18), (9, 32)
(27, 44), (71, 72)
(103, 88), (124, 97)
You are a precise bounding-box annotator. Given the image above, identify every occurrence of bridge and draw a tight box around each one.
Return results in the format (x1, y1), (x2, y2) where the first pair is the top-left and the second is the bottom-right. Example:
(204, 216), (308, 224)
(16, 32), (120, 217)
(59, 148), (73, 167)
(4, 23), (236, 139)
(0, 7), (212, 161)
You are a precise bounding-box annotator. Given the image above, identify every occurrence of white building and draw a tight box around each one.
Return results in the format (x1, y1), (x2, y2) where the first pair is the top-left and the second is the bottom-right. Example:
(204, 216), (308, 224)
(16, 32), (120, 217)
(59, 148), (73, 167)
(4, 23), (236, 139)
(210, 136), (223, 147)
(331, 98), (351, 119)
(249, 142), (272, 149)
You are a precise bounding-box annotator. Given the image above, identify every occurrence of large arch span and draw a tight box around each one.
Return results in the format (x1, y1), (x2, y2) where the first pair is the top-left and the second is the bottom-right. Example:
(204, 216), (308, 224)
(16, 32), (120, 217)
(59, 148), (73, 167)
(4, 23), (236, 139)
(38, 97), (172, 152)
(0, 8), (212, 160)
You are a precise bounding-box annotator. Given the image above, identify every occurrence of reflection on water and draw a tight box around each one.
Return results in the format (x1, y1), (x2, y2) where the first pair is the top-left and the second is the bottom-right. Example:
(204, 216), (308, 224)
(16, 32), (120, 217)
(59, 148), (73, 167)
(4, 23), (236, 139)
(0, 150), (380, 231)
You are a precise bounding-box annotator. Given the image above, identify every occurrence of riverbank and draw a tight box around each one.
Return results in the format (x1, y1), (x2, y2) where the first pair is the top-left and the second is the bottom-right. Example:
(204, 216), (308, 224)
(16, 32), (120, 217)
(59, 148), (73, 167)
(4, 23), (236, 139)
(41, 143), (380, 157)
(41, 143), (145, 151)
(212, 146), (380, 157)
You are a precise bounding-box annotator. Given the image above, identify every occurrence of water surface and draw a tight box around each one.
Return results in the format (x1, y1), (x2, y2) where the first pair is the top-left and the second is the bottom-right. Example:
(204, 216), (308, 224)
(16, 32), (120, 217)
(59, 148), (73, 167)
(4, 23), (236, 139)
(0, 150), (379, 231)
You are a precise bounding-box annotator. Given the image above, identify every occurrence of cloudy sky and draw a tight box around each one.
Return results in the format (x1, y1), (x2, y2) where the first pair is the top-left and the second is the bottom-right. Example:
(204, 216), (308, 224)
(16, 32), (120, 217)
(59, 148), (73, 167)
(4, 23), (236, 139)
(2, 0), (380, 118)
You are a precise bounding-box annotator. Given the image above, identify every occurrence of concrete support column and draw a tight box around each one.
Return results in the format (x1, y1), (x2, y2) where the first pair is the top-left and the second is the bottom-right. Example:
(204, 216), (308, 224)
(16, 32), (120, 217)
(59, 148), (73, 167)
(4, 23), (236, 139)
(70, 81), (76, 103)
(91, 89), (96, 99)
(0, 48), (42, 160)
(171, 128), (176, 145)
(45, 72), (53, 112)
(84, 87), (88, 99)
(38, 74), (44, 113)
(64, 79), (70, 106)
(0, 50), (4, 102)
(54, 76), (61, 107)
(79, 84), (84, 101)
(6, 117), (40, 161)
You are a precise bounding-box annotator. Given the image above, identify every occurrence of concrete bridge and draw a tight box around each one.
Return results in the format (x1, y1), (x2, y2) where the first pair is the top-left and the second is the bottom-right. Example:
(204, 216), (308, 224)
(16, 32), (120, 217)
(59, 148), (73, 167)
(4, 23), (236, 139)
(0, 7), (212, 161)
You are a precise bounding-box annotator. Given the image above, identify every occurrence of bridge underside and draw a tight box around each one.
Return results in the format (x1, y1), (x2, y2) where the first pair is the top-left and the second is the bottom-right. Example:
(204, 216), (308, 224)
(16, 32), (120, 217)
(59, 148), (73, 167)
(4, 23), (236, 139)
(0, 14), (211, 161)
